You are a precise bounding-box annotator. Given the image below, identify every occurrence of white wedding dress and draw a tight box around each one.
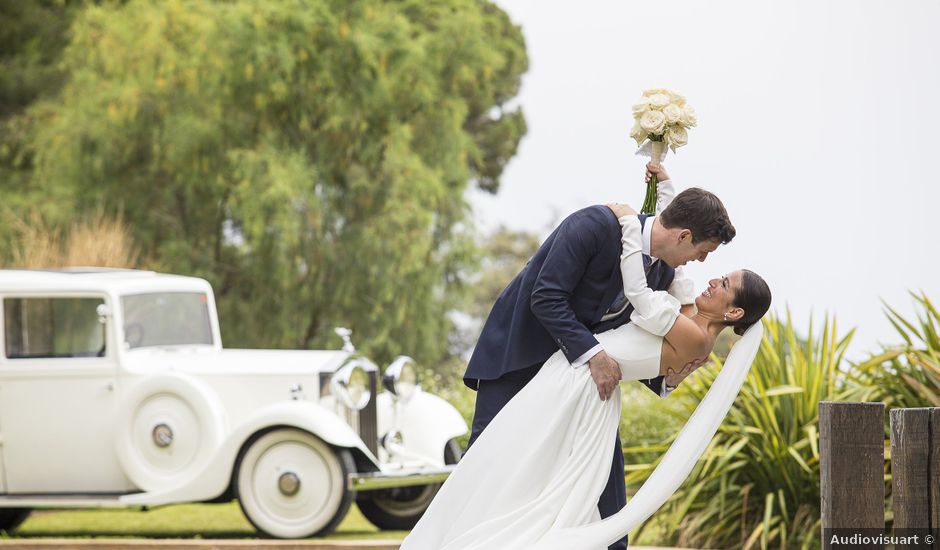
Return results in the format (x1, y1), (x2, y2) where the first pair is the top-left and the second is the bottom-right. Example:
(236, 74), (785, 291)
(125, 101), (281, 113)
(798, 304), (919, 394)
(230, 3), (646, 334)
(400, 196), (764, 550)
(401, 320), (763, 550)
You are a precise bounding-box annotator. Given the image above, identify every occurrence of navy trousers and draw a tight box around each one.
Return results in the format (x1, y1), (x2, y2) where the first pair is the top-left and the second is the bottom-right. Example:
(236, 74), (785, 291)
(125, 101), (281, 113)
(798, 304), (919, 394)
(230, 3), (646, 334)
(467, 364), (629, 550)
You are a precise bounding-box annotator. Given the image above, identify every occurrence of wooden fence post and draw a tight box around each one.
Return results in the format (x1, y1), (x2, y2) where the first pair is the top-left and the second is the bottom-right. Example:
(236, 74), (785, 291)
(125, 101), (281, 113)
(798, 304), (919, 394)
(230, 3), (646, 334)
(819, 401), (885, 549)
(934, 408), (940, 539)
(890, 407), (940, 542)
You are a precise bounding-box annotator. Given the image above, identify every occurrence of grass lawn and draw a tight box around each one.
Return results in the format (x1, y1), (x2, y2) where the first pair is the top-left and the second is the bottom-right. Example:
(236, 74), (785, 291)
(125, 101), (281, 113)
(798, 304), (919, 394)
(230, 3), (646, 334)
(9, 502), (407, 541)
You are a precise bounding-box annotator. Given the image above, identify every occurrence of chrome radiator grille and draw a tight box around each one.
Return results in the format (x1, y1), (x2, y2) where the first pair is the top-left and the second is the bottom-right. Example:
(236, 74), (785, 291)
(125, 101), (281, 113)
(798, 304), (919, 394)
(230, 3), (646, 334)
(360, 370), (379, 456)
(319, 369), (379, 457)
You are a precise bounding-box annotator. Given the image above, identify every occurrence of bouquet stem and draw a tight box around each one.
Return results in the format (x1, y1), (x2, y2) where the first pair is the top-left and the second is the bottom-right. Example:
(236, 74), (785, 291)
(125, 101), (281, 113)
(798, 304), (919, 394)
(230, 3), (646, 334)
(641, 139), (666, 214)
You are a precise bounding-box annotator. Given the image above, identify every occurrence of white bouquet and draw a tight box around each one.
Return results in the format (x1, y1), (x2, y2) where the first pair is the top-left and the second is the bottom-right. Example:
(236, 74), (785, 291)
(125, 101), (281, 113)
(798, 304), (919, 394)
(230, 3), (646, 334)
(630, 88), (697, 213)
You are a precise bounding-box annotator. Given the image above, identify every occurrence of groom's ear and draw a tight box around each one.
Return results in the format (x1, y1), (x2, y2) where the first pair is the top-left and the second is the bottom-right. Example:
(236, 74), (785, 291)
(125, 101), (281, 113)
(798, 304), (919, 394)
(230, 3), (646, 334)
(677, 228), (693, 242)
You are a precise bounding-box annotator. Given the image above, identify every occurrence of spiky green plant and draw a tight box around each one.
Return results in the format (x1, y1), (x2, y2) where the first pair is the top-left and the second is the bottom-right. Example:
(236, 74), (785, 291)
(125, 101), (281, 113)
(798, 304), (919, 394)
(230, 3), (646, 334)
(626, 312), (855, 550)
(846, 293), (940, 410)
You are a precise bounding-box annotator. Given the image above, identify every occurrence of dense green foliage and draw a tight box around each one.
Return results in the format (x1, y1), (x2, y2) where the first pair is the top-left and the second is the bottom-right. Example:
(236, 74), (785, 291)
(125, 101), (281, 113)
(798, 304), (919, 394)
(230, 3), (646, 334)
(1, 0), (527, 365)
(0, 0), (82, 204)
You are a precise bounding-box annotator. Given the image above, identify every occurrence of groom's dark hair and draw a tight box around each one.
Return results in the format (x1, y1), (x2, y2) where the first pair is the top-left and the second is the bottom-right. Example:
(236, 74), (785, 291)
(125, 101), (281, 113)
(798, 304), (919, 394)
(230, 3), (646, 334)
(659, 188), (736, 244)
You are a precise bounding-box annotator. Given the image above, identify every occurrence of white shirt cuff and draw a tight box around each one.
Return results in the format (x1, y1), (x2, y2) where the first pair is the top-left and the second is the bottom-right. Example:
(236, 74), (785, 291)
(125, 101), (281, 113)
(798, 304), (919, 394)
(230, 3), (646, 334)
(660, 381), (674, 398)
(572, 343), (604, 368)
(656, 178), (675, 213)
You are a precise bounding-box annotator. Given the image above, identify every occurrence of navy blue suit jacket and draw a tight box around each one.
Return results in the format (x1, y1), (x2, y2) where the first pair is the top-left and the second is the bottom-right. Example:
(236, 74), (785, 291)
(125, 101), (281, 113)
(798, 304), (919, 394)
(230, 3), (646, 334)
(464, 206), (675, 396)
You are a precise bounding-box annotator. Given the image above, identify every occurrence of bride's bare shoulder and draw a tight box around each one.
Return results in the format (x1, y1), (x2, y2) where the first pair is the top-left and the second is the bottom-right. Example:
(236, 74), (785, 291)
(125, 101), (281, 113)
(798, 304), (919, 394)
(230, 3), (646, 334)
(664, 316), (712, 362)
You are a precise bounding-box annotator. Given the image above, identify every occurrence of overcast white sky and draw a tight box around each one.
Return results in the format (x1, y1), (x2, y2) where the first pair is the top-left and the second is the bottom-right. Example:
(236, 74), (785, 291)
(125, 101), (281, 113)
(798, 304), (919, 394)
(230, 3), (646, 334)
(470, 0), (940, 360)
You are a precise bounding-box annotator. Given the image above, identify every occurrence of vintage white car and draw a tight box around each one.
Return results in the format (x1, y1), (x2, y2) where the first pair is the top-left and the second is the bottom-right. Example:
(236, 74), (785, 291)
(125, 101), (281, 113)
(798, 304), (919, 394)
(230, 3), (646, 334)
(0, 268), (467, 538)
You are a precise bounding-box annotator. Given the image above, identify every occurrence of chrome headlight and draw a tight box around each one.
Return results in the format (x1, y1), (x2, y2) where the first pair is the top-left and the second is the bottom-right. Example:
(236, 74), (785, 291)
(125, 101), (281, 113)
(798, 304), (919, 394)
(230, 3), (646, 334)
(331, 358), (374, 410)
(383, 355), (420, 403)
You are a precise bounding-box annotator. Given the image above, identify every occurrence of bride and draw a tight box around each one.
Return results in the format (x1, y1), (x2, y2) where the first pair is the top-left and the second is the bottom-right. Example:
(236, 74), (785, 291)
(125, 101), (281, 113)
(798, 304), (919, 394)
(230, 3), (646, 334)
(400, 174), (772, 550)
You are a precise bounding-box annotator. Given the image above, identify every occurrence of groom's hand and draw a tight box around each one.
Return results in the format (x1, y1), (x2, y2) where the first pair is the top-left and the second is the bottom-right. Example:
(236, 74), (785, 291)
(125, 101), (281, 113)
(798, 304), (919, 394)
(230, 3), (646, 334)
(588, 350), (621, 401)
(665, 358), (704, 388)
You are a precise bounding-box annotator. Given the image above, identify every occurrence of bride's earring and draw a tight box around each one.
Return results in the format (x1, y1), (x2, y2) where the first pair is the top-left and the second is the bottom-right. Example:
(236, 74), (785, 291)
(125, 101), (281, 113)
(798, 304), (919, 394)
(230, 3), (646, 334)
(723, 313), (729, 321)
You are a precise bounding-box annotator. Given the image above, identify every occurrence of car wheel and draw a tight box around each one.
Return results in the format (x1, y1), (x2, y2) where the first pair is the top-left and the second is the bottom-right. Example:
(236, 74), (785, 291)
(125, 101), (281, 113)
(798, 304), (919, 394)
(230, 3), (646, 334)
(357, 438), (461, 530)
(235, 428), (354, 539)
(0, 508), (30, 534)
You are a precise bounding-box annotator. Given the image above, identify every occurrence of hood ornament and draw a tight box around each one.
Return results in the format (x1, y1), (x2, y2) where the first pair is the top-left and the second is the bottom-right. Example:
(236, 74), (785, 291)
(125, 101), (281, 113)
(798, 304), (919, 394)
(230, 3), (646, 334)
(334, 327), (355, 353)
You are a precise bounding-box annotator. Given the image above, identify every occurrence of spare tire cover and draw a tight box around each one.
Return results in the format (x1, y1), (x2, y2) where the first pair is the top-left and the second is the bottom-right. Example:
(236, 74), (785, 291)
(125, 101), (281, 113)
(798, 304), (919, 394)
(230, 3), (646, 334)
(114, 374), (227, 492)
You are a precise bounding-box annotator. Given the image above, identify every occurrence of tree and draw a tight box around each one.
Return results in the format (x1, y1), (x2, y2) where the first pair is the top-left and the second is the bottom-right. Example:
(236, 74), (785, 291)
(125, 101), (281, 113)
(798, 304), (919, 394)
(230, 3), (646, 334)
(0, 0), (83, 225)
(448, 225), (540, 357)
(7, 0), (528, 366)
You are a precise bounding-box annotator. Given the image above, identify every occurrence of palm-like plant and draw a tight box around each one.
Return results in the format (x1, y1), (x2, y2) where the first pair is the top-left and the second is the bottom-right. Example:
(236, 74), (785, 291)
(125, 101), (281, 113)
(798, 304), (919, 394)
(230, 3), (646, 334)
(846, 293), (940, 410)
(627, 312), (854, 550)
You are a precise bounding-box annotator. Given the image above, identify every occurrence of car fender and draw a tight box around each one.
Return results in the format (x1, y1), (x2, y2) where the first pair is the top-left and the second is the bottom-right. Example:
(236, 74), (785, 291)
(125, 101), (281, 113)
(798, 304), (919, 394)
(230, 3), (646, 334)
(120, 400), (377, 506)
(377, 390), (468, 467)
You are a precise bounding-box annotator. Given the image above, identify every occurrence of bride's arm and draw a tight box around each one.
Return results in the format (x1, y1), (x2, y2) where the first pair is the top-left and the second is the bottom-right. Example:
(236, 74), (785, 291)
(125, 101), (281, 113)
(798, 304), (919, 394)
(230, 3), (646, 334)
(614, 163), (688, 335)
(650, 165), (698, 310)
(618, 216), (680, 336)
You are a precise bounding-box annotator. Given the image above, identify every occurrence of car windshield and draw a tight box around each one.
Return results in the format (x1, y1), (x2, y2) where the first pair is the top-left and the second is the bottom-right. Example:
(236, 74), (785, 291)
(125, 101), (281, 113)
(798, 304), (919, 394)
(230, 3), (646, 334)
(121, 292), (213, 349)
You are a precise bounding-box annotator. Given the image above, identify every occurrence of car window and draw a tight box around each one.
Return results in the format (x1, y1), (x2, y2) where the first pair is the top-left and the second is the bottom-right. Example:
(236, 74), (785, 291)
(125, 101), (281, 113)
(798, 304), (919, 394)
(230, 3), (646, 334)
(4, 297), (106, 359)
(121, 292), (213, 349)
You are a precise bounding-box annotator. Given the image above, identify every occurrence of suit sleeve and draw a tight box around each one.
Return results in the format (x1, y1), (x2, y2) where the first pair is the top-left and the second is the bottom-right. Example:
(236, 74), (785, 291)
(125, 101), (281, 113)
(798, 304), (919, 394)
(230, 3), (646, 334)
(530, 209), (606, 365)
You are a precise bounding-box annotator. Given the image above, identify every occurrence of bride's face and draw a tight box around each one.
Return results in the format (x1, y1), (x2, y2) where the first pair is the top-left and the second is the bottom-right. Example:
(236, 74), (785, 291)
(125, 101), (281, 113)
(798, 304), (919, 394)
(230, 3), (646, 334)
(695, 270), (744, 316)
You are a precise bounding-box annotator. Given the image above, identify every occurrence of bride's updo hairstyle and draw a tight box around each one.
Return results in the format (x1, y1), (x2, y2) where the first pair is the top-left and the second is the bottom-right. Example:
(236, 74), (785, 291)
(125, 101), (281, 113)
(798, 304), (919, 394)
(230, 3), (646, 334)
(729, 269), (772, 335)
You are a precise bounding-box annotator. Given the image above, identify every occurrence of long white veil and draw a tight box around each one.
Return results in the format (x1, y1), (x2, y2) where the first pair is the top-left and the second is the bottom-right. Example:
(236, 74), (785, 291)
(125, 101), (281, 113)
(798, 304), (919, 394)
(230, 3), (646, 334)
(529, 322), (765, 550)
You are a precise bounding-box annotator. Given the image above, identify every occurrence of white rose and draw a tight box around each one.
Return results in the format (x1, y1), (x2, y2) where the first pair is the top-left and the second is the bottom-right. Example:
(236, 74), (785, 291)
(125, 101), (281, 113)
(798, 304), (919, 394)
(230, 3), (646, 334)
(630, 120), (647, 146)
(640, 110), (666, 136)
(632, 97), (650, 116)
(648, 93), (670, 109)
(665, 125), (688, 151)
(680, 105), (697, 127)
(663, 103), (682, 124)
(667, 90), (686, 107)
(643, 88), (670, 97)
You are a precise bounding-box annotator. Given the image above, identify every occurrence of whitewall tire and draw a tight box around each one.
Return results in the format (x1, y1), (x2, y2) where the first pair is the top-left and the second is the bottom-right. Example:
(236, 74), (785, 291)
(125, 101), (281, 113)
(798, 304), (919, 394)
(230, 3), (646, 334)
(236, 428), (354, 539)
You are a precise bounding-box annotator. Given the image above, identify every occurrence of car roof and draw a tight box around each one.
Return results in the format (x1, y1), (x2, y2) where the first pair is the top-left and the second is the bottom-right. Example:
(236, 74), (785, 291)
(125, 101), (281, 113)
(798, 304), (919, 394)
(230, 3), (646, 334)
(0, 268), (212, 294)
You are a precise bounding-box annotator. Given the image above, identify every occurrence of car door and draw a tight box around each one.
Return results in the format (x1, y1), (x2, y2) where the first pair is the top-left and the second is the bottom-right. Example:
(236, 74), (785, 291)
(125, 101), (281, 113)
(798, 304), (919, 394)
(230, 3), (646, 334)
(0, 293), (131, 493)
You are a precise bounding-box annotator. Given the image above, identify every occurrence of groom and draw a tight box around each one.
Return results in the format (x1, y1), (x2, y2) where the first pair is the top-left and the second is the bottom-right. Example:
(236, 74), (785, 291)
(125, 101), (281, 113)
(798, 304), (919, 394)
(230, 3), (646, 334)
(463, 164), (736, 550)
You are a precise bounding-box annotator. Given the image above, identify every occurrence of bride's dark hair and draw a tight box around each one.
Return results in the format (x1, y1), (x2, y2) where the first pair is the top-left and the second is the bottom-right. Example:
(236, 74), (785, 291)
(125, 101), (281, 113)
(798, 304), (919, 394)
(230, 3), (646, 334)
(729, 270), (772, 336)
